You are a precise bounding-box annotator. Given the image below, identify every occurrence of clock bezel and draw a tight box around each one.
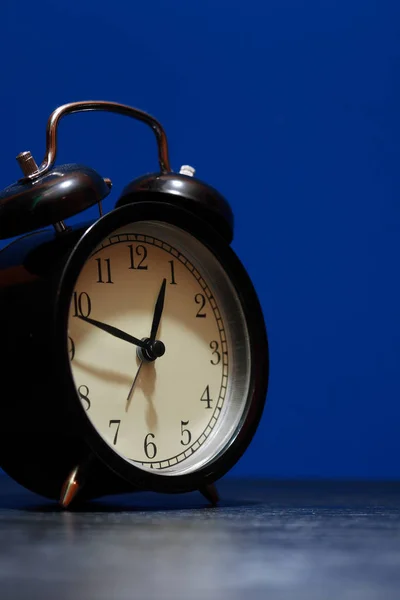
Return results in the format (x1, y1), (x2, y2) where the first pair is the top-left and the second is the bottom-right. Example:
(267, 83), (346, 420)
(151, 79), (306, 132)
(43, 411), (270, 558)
(55, 201), (269, 494)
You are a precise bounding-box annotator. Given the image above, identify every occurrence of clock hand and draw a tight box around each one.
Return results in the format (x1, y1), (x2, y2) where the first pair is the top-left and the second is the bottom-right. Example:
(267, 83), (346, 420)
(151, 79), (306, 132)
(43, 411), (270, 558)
(77, 315), (148, 349)
(150, 278), (167, 341)
(125, 360), (144, 412)
(125, 280), (167, 412)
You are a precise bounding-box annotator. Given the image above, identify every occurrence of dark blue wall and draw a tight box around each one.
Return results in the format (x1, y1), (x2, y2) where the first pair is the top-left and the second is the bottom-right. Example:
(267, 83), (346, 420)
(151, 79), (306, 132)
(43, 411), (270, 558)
(1, 0), (399, 479)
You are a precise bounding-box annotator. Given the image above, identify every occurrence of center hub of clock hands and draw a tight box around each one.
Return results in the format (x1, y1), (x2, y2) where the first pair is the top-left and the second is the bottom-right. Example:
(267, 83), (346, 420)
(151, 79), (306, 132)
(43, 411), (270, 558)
(137, 338), (166, 362)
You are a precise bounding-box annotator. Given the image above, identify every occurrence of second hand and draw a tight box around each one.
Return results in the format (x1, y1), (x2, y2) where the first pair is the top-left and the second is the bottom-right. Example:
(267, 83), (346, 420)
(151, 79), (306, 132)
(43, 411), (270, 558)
(125, 360), (143, 413)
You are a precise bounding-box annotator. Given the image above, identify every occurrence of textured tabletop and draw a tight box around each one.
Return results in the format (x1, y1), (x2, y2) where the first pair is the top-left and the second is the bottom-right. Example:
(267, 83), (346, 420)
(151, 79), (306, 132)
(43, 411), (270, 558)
(1, 476), (400, 599)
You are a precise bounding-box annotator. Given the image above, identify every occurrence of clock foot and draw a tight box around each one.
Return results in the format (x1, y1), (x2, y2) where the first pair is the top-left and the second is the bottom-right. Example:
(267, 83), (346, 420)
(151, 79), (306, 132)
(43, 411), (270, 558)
(60, 465), (85, 509)
(199, 483), (219, 506)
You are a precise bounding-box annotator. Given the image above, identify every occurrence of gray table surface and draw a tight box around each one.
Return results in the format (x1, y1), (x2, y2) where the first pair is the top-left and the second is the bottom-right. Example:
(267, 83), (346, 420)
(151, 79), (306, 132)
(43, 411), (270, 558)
(1, 475), (400, 599)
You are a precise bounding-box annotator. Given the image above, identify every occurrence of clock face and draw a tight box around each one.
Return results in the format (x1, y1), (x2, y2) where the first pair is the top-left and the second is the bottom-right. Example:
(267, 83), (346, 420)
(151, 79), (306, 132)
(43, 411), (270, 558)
(67, 221), (251, 475)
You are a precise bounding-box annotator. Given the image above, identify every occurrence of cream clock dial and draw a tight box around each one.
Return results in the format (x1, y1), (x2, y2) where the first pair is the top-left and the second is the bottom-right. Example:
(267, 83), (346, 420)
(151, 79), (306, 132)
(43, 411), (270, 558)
(67, 221), (251, 476)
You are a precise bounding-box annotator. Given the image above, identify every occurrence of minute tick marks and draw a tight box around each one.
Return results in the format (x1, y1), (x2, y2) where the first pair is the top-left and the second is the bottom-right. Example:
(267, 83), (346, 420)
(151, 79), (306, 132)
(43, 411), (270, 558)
(68, 224), (229, 472)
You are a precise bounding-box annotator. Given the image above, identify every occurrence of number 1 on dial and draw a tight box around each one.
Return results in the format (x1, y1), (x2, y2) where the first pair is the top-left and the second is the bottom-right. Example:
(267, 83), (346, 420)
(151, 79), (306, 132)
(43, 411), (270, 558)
(168, 260), (177, 285)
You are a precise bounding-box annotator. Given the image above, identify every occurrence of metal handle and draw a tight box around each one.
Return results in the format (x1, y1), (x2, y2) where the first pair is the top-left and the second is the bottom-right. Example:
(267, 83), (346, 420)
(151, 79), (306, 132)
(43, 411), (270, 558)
(21, 100), (172, 179)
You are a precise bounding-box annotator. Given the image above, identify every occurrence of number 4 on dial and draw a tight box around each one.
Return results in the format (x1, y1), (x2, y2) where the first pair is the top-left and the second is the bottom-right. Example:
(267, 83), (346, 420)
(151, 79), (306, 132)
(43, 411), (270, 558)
(200, 385), (213, 409)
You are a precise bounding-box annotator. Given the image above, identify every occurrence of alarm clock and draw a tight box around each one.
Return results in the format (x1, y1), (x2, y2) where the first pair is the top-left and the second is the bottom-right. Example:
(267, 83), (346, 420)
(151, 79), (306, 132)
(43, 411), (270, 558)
(0, 101), (269, 508)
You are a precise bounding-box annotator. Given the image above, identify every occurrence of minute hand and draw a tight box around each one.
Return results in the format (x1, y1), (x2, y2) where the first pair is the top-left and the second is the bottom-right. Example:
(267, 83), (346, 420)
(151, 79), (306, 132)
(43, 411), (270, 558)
(77, 315), (147, 349)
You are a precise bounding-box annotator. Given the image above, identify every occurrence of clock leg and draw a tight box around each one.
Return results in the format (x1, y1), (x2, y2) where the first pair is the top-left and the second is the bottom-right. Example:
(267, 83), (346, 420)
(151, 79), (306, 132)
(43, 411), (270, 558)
(60, 453), (95, 508)
(59, 453), (138, 507)
(199, 483), (219, 506)
(60, 464), (85, 509)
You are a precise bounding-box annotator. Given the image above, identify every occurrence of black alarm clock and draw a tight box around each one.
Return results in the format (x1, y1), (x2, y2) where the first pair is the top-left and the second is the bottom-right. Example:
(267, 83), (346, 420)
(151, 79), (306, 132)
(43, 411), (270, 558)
(0, 101), (269, 508)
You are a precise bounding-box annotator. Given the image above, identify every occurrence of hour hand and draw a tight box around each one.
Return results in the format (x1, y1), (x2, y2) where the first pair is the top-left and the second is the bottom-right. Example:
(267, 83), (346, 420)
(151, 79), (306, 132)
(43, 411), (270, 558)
(150, 278), (167, 341)
(77, 315), (147, 349)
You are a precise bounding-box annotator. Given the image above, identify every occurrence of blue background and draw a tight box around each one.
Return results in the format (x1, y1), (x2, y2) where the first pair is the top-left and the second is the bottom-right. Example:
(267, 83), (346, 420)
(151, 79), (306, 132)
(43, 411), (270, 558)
(1, 0), (400, 480)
